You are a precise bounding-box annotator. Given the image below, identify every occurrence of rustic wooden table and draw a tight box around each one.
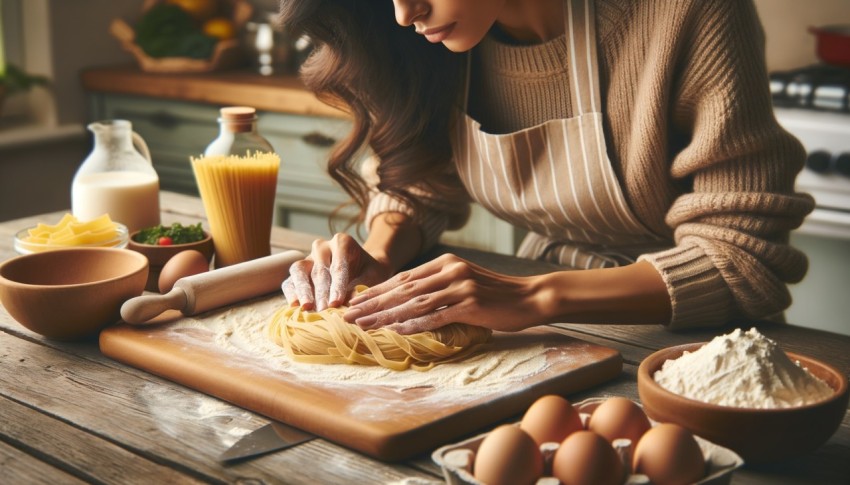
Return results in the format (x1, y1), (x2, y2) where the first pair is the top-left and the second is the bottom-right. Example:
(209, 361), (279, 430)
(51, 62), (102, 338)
(1, 192), (848, 484)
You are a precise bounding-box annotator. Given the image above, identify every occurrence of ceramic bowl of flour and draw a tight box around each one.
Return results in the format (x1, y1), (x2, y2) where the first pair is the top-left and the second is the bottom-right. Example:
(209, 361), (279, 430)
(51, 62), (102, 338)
(637, 338), (849, 464)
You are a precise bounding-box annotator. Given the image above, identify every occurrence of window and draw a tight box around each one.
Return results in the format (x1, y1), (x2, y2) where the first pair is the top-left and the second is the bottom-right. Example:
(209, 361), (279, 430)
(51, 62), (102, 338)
(0, 0), (56, 129)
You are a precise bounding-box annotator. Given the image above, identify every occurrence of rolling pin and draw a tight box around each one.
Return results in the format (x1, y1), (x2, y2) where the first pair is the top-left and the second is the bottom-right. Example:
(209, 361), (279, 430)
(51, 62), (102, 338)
(120, 250), (304, 325)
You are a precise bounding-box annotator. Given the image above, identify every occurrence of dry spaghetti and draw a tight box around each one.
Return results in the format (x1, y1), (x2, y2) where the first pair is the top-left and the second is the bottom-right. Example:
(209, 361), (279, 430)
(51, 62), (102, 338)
(268, 304), (492, 371)
(191, 152), (280, 267)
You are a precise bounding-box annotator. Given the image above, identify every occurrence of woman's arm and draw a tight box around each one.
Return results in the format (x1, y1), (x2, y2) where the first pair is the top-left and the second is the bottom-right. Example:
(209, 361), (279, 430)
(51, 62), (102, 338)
(345, 255), (671, 334)
(535, 260), (671, 325)
(363, 212), (425, 274)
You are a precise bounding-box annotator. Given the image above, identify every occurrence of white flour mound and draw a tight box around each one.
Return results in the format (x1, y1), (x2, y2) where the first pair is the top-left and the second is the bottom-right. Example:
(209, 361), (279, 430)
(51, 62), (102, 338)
(653, 328), (834, 408)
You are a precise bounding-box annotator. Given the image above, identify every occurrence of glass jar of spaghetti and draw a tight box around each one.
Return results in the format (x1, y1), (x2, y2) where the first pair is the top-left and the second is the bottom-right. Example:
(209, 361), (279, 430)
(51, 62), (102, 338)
(192, 107), (280, 267)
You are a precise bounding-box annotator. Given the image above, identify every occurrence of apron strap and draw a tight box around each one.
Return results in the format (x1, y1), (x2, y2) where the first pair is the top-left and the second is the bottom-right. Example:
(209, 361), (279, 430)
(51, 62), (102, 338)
(462, 52), (472, 113)
(566, 0), (603, 115)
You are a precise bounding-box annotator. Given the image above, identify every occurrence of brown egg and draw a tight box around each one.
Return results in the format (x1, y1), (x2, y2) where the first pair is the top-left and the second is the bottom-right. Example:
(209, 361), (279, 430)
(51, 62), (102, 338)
(633, 423), (705, 485)
(587, 397), (651, 445)
(552, 430), (624, 485)
(473, 425), (543, 485)
(158, 249), (209, 293)
(519, 394), (584, 446)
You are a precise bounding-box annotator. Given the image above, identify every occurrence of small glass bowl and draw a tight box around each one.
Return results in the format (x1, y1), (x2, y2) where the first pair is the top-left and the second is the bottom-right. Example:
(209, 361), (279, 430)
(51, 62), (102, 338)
(14, 222), (129, 255)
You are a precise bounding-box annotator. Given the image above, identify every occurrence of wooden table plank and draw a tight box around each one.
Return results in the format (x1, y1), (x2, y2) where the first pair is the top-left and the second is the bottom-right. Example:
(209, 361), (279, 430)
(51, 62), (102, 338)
(0, 396), (203, 484)
(0, 440), (88, 485)
(0, 331), (440, 484)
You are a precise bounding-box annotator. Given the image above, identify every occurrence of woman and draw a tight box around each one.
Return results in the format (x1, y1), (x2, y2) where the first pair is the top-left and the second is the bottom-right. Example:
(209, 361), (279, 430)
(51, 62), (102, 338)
(277, 0), (813, 335)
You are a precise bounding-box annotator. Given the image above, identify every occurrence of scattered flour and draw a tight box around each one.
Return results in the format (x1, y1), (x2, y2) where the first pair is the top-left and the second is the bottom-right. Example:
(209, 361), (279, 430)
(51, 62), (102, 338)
(137, 382), (256, 446)
(166, 296), (549, 403)
(385, 479), (443, 485)
(653, 328), (834, 408)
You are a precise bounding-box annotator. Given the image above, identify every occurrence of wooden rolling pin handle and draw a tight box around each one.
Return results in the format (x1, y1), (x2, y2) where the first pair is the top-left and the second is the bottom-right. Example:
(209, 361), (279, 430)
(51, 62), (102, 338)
(120, 250), (305, 325)
(120, 288), (189, 325)
(180, 250), (305, 315)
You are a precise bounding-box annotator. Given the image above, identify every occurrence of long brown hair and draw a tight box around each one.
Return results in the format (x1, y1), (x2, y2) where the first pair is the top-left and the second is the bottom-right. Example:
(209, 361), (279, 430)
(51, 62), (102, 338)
(277, 0), (467, 229)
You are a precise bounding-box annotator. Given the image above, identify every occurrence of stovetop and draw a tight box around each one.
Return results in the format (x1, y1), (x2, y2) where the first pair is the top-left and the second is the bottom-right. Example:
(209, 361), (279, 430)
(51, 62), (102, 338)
(773, 106), (850, 228)
(770, 65), (850, 113)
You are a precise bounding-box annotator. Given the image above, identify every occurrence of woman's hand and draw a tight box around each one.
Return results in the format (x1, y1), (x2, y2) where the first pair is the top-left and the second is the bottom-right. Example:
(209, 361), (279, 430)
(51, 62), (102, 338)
(282, 233), (393, 311)
(343, 254), (545, 334)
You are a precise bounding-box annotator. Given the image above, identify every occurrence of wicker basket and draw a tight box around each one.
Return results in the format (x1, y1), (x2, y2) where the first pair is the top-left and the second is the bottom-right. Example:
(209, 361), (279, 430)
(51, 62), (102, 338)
(110, 0), (253, 73)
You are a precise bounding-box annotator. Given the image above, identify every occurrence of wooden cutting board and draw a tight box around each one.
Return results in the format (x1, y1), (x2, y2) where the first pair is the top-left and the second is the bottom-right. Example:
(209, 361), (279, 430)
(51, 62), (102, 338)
(99, 296), (622, 461)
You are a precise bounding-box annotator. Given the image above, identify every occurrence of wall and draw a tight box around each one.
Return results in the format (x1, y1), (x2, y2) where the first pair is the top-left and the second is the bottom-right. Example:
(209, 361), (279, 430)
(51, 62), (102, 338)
(3, 1), (850, 222)
(0, 0), (146, 222)
(47, 0), (146, 126)
(754, 0), (850, 71)
(0, 138), (88, 221)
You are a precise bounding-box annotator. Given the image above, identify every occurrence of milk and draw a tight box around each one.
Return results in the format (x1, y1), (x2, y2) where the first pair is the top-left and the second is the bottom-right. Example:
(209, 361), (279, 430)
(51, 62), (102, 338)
(71, 171), (161, 233)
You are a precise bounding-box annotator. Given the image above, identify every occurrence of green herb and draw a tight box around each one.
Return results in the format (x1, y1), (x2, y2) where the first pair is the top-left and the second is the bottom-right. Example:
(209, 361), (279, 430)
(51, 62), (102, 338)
(134, 222), (206, 245)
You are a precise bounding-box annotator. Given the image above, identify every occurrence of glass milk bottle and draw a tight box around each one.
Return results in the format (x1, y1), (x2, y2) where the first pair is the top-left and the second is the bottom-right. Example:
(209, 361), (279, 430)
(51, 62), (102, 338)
(204, 106), (274, 156)
(194, 106), (279, 267)
(71, 120), (161, 233)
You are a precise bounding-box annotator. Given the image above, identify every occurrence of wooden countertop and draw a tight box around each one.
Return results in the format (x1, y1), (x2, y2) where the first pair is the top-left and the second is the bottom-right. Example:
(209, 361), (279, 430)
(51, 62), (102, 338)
(81, 65), (348, 119)
(1, 192), (849, 483)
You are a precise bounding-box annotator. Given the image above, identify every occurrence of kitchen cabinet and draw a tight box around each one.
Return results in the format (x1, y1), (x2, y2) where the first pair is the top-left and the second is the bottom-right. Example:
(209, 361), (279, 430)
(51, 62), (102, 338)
(85, 74), (519, 253)
(87, 93), (356, 235)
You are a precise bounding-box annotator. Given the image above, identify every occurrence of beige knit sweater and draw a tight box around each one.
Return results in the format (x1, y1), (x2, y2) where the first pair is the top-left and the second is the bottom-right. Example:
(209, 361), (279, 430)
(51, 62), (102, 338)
(365, 0), (814, 329)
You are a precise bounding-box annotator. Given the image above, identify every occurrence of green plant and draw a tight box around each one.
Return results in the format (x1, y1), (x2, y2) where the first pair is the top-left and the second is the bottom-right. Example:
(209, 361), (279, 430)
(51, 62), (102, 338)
(0, 63), (49, 96)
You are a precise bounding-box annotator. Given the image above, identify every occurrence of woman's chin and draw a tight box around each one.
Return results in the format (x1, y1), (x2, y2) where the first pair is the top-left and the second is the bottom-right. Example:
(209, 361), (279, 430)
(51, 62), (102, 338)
(441, 38), (478, 53)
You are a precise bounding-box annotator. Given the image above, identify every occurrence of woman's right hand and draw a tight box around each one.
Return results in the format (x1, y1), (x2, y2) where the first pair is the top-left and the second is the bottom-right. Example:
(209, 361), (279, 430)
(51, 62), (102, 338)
(281, 233), (393, 311)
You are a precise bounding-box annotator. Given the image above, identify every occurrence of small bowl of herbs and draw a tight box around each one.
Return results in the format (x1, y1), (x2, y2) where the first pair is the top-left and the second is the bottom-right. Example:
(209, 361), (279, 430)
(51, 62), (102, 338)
(128, 222), (213, 292)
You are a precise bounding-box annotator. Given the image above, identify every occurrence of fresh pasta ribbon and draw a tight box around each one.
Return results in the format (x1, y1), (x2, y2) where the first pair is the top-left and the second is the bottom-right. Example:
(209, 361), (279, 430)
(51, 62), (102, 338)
(268, 294), (492, 371)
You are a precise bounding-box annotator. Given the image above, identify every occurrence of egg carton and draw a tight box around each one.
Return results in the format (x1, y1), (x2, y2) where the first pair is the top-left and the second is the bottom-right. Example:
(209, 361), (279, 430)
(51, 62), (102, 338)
(432, 397), (744, 485)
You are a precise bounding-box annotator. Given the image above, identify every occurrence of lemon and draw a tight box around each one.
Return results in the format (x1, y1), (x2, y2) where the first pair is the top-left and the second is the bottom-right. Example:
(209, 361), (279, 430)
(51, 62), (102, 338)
(166, 0), (218, 21)
(202, 17), (236, 40)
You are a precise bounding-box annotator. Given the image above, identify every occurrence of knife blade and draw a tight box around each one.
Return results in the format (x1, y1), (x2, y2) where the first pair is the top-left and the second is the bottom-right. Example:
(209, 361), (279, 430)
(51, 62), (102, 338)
(220, 421), (316, 463)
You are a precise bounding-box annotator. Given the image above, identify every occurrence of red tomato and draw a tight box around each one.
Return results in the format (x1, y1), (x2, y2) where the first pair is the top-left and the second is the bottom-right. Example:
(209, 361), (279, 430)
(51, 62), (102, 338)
(158, 236), (174, 246)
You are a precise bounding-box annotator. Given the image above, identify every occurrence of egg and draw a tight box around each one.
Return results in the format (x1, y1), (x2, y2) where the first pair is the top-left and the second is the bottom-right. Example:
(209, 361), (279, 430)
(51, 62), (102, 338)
(158, 249), (210, 293)
(587, 396), (651, 446)
(552, 430), (624, 485)
(632, 423), (705, 485)
(473, 425), (543, 485)
(520, 394), (584, 446)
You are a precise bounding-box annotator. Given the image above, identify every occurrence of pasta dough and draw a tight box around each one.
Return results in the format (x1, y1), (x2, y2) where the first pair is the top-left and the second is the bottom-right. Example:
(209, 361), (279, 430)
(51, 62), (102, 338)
(268, 303), (492, 371)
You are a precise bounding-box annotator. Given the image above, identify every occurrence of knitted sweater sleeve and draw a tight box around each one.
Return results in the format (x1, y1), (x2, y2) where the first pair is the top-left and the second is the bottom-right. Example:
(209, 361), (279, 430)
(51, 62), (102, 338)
(637, 0), (814, 328)
(362, 156), (471, 251)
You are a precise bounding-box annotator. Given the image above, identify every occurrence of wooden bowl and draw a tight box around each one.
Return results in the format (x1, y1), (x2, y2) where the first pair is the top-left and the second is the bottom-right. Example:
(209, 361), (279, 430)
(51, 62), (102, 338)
(0, 248), (149, 341)
(110, 0), (253, 73)
(638, 343), (849, 464)
(127, 230), (214, 292)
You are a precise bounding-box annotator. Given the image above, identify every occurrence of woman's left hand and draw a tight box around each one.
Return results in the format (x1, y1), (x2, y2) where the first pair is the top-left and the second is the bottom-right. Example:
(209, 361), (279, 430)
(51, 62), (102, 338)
(343, 254), (545, 334)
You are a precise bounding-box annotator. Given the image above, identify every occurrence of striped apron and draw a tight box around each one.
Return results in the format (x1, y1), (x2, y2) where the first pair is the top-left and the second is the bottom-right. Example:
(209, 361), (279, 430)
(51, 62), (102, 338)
(451, 0), (668, 270)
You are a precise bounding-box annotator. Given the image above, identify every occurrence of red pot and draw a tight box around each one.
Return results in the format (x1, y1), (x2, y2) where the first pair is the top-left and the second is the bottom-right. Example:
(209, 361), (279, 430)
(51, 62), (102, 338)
(809, 25), (850, 67)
